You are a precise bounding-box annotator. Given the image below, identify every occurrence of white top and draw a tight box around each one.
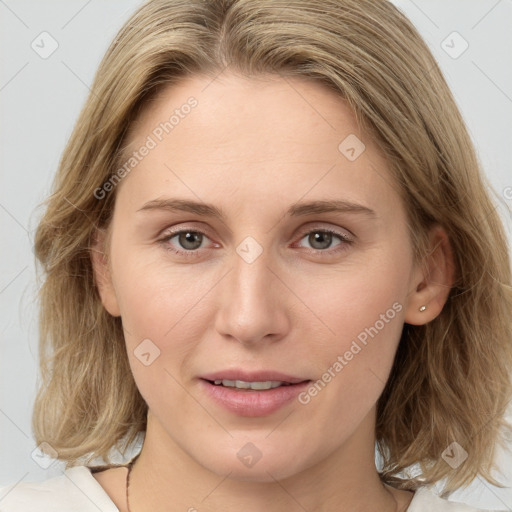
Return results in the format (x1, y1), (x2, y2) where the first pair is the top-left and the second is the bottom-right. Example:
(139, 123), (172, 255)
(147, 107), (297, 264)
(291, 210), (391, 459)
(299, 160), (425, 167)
(0, 466), (504, 511)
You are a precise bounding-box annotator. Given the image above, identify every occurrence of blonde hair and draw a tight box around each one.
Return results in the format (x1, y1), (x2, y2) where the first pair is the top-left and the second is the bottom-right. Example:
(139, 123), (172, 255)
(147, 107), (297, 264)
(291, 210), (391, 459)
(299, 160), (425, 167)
(33, 0), (512, 495)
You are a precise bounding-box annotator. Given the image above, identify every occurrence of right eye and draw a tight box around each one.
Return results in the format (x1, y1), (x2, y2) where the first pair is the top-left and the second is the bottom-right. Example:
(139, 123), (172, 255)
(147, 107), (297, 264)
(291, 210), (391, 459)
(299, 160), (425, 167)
(158, 228), (217, 258)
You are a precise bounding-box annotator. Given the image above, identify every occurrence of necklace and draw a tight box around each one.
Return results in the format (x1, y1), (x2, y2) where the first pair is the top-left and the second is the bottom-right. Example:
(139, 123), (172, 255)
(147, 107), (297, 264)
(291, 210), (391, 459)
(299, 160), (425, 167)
(125, 454), (139, 512)
(125, 457), (400, 512)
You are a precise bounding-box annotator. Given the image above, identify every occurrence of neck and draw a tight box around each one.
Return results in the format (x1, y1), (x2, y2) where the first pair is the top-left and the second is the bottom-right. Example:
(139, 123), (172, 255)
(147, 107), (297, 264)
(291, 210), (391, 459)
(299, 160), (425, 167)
(127, 410), (402, 512)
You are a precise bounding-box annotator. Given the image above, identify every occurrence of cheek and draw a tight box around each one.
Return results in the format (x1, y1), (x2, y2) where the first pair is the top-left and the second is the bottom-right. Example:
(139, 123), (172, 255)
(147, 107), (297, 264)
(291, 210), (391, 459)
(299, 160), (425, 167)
(294, 252), (408, 411)
(114, 262), (203, 417)
(303, 255), (408, 352)
(109, 243), (219, 397)
(111, 241), (209, 338)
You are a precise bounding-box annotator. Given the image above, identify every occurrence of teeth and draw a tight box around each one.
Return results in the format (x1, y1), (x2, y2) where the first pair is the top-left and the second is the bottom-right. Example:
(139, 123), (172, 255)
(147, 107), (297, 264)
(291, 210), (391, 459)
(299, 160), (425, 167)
(212, 379), (287, 390)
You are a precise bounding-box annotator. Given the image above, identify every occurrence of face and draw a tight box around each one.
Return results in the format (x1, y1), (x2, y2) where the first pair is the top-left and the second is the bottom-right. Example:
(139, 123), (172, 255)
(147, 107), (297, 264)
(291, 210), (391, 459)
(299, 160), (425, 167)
(95, 72), (422, 481)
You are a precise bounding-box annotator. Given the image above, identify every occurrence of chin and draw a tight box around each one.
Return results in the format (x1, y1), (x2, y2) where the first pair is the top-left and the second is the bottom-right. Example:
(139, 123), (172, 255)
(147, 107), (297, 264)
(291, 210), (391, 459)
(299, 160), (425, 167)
(206, 456), (305, 483)
(190, 436), (318, 483)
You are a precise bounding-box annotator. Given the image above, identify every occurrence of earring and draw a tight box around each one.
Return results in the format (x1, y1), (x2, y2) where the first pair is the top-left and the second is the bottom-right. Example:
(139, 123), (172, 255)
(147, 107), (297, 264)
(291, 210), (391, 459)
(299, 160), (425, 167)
(419, 305), (427, 312)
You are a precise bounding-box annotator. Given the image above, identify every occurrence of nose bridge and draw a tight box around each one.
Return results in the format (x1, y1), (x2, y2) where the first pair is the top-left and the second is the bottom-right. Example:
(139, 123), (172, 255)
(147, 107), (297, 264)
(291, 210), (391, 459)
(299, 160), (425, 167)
(214, 239), (289, 344)
(232, 245), (270, 305)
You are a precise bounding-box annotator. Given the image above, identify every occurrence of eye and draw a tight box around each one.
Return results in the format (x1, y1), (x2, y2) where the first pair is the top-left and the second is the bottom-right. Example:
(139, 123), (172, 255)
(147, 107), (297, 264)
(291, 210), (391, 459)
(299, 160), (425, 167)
(158, 226), (354, 259)
(159, 229), (214, 258)
(295, 229), (353, 253)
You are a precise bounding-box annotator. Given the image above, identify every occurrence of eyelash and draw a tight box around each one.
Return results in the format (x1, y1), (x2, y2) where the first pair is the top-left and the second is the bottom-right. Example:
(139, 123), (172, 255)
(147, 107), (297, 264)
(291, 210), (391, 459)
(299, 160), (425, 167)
(158, 227), (354, 259)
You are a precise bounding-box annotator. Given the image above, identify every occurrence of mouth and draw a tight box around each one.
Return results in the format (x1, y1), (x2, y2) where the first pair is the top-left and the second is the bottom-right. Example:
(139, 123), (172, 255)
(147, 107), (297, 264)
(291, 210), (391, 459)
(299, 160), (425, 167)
(204, 379), (298, 390)
(200, 369), (309, 389)
(199, 371), (311, 416)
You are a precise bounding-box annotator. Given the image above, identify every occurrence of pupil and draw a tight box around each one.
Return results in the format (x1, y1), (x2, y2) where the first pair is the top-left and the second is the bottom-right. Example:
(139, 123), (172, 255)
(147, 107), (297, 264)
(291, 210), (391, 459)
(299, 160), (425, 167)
(309, 232), (332, 250)
(179, 232), (202, 250)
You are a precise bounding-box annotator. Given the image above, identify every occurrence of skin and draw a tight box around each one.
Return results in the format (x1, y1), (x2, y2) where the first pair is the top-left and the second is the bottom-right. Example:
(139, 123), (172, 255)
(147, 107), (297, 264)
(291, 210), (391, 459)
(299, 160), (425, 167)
(91, 72), (454, 512)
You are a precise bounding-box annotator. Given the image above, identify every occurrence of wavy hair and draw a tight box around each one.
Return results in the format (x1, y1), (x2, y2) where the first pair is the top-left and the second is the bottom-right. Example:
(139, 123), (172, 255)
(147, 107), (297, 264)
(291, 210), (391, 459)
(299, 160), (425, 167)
(33, 0), (512, 495)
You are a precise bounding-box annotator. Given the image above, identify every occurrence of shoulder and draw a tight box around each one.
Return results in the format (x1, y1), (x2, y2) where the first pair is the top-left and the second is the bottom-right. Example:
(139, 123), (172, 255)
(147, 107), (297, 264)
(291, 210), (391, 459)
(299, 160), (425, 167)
(408, 487), (509, 512)
(0, 466), (119, 512)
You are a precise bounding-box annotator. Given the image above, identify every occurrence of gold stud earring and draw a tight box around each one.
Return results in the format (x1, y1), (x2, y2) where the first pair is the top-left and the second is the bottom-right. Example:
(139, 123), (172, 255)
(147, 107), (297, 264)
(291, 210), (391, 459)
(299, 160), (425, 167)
(419, 305), (427, 312)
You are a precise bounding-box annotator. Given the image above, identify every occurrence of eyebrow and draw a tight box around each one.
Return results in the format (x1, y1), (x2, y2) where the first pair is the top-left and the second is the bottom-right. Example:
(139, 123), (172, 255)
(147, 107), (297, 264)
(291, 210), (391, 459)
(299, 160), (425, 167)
(137, 198), (377, 219)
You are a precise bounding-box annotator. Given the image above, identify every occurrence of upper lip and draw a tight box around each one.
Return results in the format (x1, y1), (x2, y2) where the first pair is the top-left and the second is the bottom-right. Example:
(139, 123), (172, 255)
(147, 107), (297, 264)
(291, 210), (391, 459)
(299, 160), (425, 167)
(201, 370), (309, 384)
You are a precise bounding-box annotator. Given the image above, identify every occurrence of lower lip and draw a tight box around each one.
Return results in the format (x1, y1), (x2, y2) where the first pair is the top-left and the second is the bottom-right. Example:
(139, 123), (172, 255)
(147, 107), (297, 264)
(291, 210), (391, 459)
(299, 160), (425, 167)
(199, 379), (311, 417)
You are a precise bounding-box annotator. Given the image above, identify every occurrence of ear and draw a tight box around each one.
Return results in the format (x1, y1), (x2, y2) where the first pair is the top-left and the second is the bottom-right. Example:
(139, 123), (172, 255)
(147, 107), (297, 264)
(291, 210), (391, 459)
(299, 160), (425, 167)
(404, 225), (455, 326)
(90, 227), (121, 317)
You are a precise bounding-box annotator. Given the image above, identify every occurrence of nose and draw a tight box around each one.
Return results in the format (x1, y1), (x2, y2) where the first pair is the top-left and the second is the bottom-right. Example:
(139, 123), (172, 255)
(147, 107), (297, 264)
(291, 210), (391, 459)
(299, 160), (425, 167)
(213, 245), (291, 347)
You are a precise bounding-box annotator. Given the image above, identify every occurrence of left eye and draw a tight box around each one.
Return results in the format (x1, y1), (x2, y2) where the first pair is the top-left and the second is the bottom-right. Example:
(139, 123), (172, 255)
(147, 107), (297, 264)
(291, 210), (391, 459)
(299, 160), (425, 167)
(296, 230), (350, 251)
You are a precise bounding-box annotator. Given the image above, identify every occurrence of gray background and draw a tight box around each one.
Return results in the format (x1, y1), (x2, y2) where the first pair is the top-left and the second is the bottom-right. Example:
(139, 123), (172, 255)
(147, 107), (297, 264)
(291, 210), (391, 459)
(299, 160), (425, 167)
(1, 0), (511, 509)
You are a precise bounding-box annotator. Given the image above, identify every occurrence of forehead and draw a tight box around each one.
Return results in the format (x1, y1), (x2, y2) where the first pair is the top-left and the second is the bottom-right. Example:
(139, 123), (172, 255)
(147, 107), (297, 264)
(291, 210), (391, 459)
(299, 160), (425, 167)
(128, 72), (361, 154)
(116, 72), (399, 218)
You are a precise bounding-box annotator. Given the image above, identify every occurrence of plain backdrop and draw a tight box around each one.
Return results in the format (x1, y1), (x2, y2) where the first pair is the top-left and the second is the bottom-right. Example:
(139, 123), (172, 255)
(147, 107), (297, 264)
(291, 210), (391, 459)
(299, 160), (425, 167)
(1, 0), (511, 509)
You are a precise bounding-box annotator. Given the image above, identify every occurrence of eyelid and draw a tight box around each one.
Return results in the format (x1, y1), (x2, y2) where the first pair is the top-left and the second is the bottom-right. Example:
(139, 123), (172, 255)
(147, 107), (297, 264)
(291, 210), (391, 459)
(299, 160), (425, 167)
(158, 223), (214, 241)
(294, 222), (355, 241)
(159, 222), (354, 241)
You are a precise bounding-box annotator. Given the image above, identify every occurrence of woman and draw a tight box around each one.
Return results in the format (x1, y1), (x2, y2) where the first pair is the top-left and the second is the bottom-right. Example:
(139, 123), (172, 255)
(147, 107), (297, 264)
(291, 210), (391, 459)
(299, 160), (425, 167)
(1, 0), (511, 510)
